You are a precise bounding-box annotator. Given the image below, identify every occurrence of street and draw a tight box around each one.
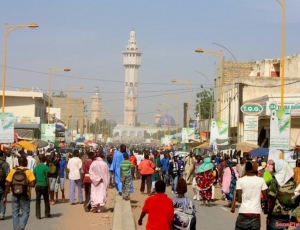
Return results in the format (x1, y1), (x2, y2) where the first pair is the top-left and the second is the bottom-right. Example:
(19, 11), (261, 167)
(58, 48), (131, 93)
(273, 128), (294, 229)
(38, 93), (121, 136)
(1, 180), (114, 230)
(131, 180), (267, 230)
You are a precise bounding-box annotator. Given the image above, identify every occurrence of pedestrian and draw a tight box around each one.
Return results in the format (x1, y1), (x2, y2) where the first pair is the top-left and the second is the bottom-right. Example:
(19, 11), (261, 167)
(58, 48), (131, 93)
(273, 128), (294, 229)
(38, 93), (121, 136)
(3, 156), (36, 230)
(184, 151), (196, 184)
(58, 153), (67, 201)
(129, 150), (137, 180)
(82, 151), (94, 212)
(178, 155), (185, 179)
(150, 151), (161, 195)
(267, 159), (296, 229)
(236, 157), (245, 178)
(89, 151), (109, 213)
(26, 151), (36, 172)
(161, 153), (170, 185)
(169, 155), (180, 194)
(47, 152), (60, 205)
(33, 154), (51, 219)
(120, 152), (132, 200)
(136, 151), (144, 180)
(67, 149), (83, 205)
(110, 145), (126, 195)
(0, 150), (10, 220)
(138, 180), (174, 230)
(173, 178), (197, 230)
(5, 150), (14, 171)
(196, 157), (215, 206)
(138, 154), (155, 195)
(106, 149), (114, 187)
(222, 160), (239, 207)
(235, 161), (268, 230)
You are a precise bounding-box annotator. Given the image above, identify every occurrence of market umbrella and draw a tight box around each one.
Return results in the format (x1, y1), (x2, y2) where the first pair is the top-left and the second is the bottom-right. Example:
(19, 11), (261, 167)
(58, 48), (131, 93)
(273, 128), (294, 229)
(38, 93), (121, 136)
(14, 141), (36, 151)
(249, 148), (269, 157)
(233, 142), (259, 152)
(31, 139), (48, 148)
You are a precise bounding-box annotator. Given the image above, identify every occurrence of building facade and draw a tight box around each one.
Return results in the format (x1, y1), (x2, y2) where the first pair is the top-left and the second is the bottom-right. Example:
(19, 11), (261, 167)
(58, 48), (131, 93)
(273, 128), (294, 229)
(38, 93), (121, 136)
(123, 30), (142, 127)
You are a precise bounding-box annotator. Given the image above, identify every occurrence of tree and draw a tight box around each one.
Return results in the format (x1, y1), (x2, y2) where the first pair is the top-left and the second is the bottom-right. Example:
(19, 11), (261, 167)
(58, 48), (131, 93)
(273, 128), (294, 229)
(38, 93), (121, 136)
(195, 86), (213, 120)
(52, 91), (67, 98)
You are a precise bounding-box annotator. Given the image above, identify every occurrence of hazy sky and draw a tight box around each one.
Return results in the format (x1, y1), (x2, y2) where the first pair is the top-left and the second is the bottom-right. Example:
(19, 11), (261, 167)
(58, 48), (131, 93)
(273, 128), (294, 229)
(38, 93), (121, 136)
(1, 0), (299, 125)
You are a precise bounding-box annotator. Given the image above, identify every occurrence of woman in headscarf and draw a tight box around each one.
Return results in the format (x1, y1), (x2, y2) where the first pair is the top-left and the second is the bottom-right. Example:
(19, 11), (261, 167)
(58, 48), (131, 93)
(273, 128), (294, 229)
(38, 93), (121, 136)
(267, 159), (296, 230)
(172, 178), (196, 230)
(196, 157), (215, 207)
(222, 160), (239, 207)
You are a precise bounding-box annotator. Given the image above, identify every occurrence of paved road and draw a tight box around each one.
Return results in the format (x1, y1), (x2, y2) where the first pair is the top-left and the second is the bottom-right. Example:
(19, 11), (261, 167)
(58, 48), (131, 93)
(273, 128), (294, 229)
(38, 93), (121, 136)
(131, 180), (268, 230)
(1, 179), (114, 230)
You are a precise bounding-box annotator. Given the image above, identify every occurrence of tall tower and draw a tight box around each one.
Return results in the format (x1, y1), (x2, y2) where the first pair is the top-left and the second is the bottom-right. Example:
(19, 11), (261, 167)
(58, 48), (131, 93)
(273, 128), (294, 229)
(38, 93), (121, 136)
(123, 30), (142, 127)
(90, 86), (101, 123)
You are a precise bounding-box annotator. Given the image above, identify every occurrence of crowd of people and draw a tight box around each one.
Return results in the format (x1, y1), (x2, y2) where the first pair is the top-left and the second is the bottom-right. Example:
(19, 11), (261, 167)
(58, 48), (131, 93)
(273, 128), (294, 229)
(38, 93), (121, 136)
(2, 144), (300, 230)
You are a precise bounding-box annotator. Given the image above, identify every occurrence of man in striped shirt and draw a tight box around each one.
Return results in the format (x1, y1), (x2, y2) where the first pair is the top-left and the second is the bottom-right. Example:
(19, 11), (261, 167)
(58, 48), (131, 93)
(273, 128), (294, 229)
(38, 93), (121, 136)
(120, 152), (132, 201)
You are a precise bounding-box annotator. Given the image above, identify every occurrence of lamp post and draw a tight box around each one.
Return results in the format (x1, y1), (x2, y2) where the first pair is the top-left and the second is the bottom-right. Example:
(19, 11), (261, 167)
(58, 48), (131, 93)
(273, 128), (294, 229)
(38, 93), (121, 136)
(66, 86), (84, 128)
(275, 0), (286, 109)
(163, 93), (179, 136)
(195, 48), (223, 120)
(47, 68), (71, 123)
(2, 22), (39, 112)
(171, 79), (190, 127)
(194, 71), (214, 136)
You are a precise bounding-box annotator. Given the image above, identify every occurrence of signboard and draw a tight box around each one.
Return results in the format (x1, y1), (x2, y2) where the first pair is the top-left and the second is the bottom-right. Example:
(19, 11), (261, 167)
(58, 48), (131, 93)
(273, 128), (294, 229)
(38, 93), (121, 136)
(210, 120), (228, 145)
(181, 128), (195, 143)
(266, 102), (300, 116)
(189, 120), (197, 130)
(240, 103), (263, 115)
(270, 109), (291, 150)
(243, 116), (258, 145)
(41, 124), (56, 143)
(0, 113), (14, 143)
(14, 116), (40, 124)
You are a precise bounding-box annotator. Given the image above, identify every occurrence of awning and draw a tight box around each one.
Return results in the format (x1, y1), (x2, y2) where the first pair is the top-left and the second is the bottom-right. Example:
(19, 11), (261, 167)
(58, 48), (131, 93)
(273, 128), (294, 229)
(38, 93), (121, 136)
(194, 142), (210, 149)
(232, 142), (259, 151)
(14, 129), (34, 141)
(14, 123), (39, 129)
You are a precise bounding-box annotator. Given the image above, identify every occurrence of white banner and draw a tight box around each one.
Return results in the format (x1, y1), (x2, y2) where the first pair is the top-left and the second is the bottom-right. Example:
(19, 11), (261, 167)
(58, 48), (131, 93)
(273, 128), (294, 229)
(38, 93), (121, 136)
(270, 109), (291, 150)
(0, 113), (14, 143)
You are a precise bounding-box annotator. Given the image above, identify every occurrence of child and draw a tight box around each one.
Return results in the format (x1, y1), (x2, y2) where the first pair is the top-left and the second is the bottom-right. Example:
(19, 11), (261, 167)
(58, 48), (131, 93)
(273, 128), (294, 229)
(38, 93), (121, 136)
(173, 178), (197, 230)
(120, 152), (132, 200)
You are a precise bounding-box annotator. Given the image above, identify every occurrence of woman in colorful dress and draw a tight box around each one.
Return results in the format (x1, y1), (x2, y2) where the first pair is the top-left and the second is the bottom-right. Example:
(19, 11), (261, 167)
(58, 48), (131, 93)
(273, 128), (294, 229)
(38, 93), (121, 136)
(222, 160), (239, 207)
(196, 157), (215, 207)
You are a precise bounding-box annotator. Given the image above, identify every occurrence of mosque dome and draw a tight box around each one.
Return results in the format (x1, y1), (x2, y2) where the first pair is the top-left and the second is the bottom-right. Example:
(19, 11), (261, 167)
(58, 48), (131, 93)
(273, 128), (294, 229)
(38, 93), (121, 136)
(158, 114), (175, 126)
(107, 119), (117, 127)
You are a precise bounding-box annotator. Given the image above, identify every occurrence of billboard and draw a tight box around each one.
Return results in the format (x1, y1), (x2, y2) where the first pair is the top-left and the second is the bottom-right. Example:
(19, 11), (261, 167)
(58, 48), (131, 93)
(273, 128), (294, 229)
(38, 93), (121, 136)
(210, 120), (228, 145)
(181, 128), (195, 143)
(270, 109), (291, 150)
(65, 129), (72, 144)
(41, 124), (56, 143)
(0, 113), (14, 143)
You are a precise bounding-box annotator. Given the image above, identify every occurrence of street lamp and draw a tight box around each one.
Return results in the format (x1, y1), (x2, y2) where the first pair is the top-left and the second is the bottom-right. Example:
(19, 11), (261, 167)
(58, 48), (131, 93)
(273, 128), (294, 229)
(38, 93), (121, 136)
(47, 68), (71, 123)
(171, 79), (191, 127)
(66, 85), (84, 128)
(195, 48), (223, 120)
(275, 0), (286, 109)
(2, 22), (39, 112)
(163, 93), (179, 136)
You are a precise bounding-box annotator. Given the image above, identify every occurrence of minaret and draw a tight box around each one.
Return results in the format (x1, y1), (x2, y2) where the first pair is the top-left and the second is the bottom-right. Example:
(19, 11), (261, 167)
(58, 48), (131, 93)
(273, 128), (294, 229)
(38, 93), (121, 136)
(123, 30), (142, 127)
(90, 86), (101, 123)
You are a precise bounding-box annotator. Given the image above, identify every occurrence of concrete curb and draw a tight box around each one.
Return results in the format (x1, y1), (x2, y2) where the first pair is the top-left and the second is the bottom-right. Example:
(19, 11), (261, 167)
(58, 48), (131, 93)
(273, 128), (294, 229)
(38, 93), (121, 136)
(112, 194), (136, 230)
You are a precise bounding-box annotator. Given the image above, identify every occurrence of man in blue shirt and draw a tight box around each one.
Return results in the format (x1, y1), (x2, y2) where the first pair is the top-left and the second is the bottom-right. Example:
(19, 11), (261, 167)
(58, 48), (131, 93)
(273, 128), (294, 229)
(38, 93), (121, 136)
(58, 153), (67, 201)
(161, 153), (169, 185)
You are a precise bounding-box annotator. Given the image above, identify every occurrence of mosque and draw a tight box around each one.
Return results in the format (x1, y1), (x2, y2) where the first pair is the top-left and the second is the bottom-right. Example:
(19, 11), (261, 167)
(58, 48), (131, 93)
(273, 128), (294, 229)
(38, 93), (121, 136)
(112, 30), (177, 141)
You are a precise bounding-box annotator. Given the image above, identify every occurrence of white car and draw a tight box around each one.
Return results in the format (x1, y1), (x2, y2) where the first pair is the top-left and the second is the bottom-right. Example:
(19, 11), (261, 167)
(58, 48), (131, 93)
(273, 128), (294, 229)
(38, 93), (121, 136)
(174, 151), (189, 158)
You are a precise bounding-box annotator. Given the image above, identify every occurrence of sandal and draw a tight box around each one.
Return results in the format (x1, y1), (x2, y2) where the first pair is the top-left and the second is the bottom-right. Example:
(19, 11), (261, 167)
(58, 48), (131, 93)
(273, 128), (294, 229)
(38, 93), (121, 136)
(50, 201), (55, 205)
(90, 208), (97, 213)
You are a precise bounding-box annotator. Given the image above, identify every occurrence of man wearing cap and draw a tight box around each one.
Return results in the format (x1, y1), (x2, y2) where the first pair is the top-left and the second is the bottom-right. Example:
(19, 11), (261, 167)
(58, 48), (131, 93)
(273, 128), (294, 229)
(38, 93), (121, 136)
(235, 161), (268, 230)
